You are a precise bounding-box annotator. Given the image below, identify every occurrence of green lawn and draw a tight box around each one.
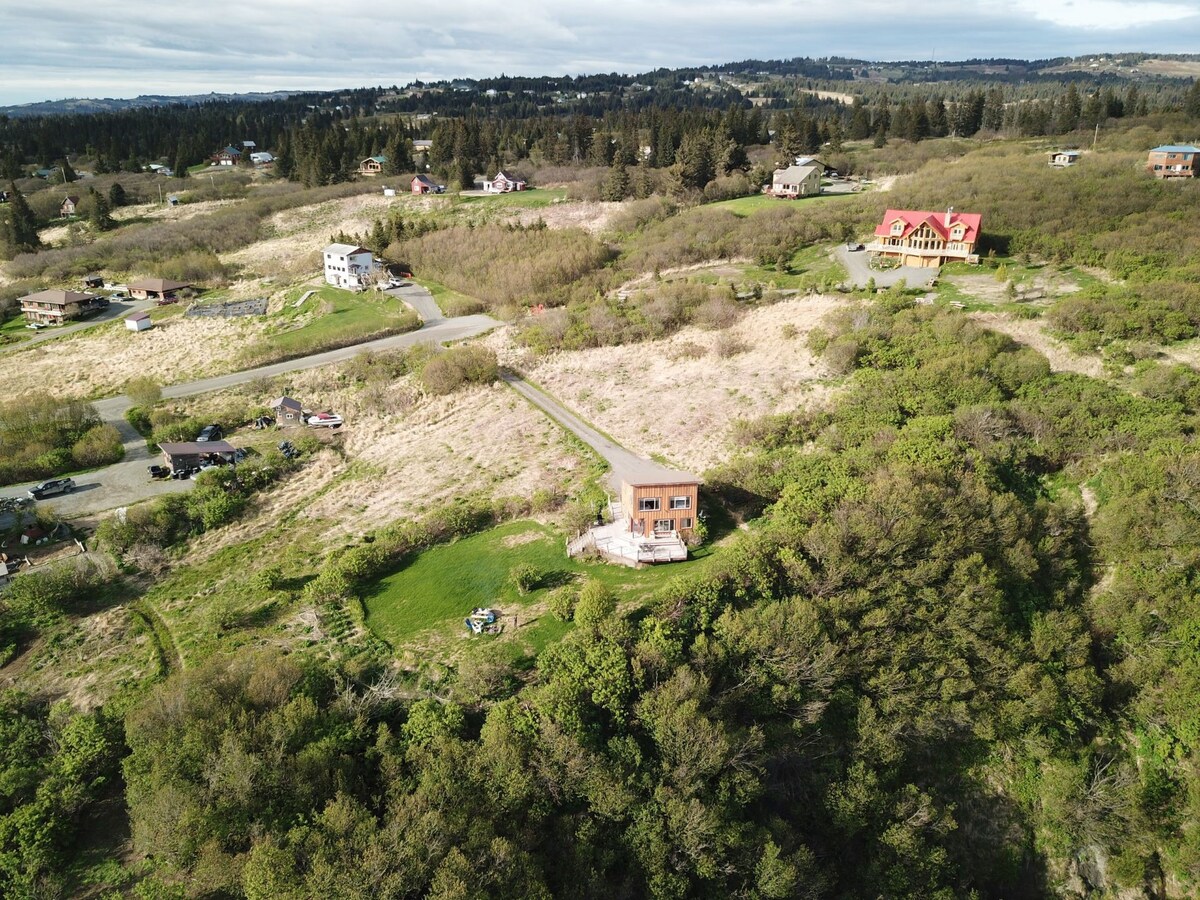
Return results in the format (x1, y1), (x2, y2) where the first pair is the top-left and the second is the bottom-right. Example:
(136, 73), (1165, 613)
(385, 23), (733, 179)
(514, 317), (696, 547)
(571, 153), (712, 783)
(0, 313), (32, 345)
(456, 187), (567, 208)
(363, 519), (714, 647)
(706, 191), (853, 217)
(238, 284), (420, 366)
(421, 279), (487, 317)
(740, 243), (849, 289)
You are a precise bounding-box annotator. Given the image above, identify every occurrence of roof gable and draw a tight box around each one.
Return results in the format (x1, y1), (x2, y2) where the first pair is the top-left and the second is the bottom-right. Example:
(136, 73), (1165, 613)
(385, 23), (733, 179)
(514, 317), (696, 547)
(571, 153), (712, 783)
(874, 208), (982, 243)
(323, 243), (371, 256)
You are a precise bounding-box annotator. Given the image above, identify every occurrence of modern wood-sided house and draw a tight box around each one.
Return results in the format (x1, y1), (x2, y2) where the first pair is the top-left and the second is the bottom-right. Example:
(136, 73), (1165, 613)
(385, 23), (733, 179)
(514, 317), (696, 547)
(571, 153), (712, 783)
(60, 195), (81, 216)
(20, 289), (109, 325)
(211, 146), (243, 166)
(867, 208), (983, 268)
(1050, 150), (1082, 167)
(269, 396), (306, 426)
(411, 174), (441, 194)
(358, 155), (387, 176)
(769, 164), (822, 198)
(1147, 144), (1198, 178)
(621, 470), (700, 542)
(127, 278), (193, 302)
(483, 170), (526, 192)
(322, 243), (375, 291)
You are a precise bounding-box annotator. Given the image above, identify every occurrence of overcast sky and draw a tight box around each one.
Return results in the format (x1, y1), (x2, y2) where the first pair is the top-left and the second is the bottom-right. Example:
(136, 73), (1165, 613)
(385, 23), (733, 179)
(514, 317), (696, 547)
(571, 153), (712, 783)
(2, 0), (1198, 106)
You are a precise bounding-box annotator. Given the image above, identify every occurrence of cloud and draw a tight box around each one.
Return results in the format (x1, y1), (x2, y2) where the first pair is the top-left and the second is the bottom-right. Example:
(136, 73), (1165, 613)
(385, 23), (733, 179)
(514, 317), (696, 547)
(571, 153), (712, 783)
(1, 0), (1198, 105)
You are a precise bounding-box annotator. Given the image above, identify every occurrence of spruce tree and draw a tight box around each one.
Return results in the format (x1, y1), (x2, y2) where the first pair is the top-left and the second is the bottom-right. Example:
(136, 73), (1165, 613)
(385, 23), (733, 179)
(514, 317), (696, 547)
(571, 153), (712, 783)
(1, 183), (42, 256)
(87, 187), (114, 231)
(602, 160), (629, 201)
(108, 182), (127, 208)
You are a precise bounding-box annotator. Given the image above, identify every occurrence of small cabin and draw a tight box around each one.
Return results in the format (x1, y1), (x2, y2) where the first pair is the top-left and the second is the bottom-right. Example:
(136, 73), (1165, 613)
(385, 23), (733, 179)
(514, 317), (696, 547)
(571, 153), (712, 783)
(269, 396), (305, 427)
(125, 311), (152, 332)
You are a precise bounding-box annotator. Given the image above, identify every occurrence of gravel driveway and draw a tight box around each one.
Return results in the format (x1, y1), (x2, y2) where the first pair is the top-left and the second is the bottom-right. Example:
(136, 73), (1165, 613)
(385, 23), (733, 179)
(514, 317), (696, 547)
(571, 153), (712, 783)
(835, 245), (938, 289)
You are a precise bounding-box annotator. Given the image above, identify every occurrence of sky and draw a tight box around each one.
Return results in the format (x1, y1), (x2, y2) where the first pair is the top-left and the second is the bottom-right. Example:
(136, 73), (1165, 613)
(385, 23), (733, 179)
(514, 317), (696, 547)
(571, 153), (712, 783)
(1, 0), (1199, 106)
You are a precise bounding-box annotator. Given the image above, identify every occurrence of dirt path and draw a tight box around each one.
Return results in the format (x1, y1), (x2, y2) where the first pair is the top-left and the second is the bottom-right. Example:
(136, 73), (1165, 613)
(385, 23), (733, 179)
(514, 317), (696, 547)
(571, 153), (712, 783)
(969, 312), (1105, 378)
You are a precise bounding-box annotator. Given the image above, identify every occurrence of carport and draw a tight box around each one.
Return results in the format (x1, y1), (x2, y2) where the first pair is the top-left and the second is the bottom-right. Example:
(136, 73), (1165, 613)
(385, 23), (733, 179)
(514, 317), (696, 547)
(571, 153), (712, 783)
(158, 440), (237, 472)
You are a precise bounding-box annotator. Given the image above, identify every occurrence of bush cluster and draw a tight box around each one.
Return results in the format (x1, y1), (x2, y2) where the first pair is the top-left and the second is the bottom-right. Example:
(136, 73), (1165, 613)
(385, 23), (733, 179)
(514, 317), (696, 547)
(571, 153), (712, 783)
(0, 394), (118, 486)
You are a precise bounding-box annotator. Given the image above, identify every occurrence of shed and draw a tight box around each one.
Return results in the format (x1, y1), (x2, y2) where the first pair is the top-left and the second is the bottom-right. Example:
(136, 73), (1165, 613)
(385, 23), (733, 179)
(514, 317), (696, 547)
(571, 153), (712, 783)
(83, 274), (104, 289)
(158, 440), (237, 472)
(125, 311), (152, 332)
(269, 396), (305, 426)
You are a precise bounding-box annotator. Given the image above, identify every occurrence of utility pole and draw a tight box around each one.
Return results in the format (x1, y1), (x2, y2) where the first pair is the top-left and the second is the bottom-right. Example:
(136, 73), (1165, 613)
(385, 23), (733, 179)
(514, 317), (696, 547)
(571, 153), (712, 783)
(158, 182), (163, 206)
(1093, 122), (1100, 149)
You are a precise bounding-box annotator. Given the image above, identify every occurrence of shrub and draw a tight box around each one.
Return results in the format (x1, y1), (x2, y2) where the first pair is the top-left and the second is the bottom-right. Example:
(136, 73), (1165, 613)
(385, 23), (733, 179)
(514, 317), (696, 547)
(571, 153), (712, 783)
(573, 580), (617, 629)
(548, 586), (577, 622)
(70, 424), (123, 468)
(420, 346), (499, 395)
(125, 376), (163, 407)
(509, 563), (542, 595)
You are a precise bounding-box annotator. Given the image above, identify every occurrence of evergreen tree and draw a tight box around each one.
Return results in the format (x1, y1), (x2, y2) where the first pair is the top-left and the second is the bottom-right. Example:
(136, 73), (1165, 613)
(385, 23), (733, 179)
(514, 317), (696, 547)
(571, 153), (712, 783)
(601, 159), (629, 201)
(58, 158), (77, 183)
(848, 97), (872, 140)
(107, 182), (127, 208)
(1, 183), (42, 256)
(982, 88), (1005, 132)
(274, 132), (295, 181)
(1185, 79), (1200, 118)
(86, 187), (114, 231)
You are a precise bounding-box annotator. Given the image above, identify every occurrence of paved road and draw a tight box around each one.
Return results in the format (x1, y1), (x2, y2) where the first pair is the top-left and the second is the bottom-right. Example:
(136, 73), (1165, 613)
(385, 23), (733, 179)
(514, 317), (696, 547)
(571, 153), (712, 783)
(384, 283), (444, 324)
(835, 245), (938, 289)
(1, 297), (156, 353)
(0, 284), (498, 518)
(500, 371), (697, 491)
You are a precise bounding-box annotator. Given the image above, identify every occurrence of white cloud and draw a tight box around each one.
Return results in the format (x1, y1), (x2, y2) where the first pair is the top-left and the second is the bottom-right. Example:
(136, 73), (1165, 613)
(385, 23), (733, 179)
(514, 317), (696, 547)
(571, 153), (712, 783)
(0, 0), (1198, 104)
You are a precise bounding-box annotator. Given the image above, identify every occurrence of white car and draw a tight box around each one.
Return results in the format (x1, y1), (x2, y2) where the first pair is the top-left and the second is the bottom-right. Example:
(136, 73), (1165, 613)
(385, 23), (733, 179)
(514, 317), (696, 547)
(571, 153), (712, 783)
(307, 412), (343, 428)
(25, 322), (46, 330)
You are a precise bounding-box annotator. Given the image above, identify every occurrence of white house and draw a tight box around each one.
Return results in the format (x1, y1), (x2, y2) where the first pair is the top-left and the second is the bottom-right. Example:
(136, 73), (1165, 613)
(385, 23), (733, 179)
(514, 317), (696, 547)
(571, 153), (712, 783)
(1050, 150), (1081, 167)
(125, 311), (152, 332)
(322, 243), (375, 291)
(482, 170), (526, 193)
(769, 164), (822, 198)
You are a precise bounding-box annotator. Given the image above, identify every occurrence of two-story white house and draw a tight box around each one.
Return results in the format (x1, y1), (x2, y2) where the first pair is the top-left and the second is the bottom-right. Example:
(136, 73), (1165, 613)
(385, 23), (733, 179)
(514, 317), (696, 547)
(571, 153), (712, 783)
(322, 243), (375, 291)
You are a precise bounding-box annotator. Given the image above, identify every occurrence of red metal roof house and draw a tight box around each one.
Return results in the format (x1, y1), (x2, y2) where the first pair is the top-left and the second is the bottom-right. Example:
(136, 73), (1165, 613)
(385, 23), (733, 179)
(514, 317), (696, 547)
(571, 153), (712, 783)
(867, 208), (982, 268)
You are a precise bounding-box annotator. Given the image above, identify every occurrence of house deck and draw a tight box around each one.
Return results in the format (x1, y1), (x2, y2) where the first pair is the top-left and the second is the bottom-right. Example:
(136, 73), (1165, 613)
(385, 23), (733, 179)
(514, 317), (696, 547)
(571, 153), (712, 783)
(567, 500), (688, 566)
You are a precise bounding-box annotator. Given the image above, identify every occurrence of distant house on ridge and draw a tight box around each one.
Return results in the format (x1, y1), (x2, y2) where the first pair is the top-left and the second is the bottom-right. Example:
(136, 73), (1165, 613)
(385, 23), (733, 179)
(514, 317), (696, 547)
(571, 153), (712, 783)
(358, 155), (387, 176)
(211, 146), (242, 166)
(1146, 144), (1198, 178)
(483, 170), (526, 192)
(768, 165), (822, 198)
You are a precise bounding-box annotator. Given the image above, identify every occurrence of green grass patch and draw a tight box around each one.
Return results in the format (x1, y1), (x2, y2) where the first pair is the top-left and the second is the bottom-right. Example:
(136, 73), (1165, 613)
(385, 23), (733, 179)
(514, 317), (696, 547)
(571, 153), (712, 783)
(238, 284), (420, 366)
(421, 278), (487, 317)
(363, 519), (712, 647)
(0, 312), (33, 344)
(457, 187), (567, 208)
(705, 191), (854, 217)
(741, 243), (849, 290)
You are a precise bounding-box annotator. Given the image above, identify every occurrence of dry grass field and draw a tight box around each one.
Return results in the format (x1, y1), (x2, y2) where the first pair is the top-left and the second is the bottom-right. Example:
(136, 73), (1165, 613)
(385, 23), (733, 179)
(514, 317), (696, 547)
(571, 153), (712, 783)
(0, 313), (268, 399)
(500, 295), (847, 473)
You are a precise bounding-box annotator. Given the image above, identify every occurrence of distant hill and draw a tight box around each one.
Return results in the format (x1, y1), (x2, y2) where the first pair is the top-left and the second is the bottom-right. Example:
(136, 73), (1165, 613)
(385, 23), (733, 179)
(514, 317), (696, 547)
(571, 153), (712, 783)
(0, 91), (303, 118)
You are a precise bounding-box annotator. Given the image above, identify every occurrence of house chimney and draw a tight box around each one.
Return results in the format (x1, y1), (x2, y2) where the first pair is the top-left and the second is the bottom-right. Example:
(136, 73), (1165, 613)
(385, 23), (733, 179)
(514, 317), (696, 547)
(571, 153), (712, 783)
(945, 206), (954, 227)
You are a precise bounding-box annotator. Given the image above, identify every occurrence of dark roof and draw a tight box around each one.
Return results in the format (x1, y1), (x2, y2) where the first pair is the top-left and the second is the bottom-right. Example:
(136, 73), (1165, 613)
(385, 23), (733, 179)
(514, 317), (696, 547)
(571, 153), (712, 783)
(495, 170), (523, 181)
(269, 396), (303, 410)
(63, 195), (80, 204)
(127, 278), (192, 293)
(617, 459), (701, 488)
(20, 289), (100, 307)
(413, 174), (438, 186)
(158, 440), (236, 456)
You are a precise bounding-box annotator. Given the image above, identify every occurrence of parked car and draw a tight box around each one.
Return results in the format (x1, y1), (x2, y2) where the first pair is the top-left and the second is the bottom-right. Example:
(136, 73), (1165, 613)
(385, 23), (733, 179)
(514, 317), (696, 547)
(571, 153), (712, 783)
(196, 424), (223, 442)
(307, 413), (343, 428)
(25, 322), (46, 330)
(155, 298), (178, 306)
(28, 478), (76, 500)
(147, 465), (170, 479)
(387, 278), (410, 288)
(846, 243), (865, 251)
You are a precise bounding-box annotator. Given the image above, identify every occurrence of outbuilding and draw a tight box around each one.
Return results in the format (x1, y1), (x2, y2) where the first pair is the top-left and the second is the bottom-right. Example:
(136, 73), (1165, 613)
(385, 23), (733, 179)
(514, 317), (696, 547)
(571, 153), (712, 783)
(269, 396), (306, 426)
(127, 278), (193, 302)
(158, 440), (237, 473)
(125, 311), (152, 332)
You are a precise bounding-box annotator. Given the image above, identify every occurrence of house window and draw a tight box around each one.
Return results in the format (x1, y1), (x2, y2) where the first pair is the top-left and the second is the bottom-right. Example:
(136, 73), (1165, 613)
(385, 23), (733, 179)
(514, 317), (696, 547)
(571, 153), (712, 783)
(679, 518), (693, 529)
(891, 221), (904, 235)
(669, 496), (691, 510)
(638, 497), (661, 511)
(653, 519), (675, 532)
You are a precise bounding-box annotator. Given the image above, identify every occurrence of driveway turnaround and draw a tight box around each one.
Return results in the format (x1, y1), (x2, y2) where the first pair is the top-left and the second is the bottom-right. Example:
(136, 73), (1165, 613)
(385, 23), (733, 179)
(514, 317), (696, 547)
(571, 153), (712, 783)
(835, 245), (937, 289)
(0, 283), (498, 518)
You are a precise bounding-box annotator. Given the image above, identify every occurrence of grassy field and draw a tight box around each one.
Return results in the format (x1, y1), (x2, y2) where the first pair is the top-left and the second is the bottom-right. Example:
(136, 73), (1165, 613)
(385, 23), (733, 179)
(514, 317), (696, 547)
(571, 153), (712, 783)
(421, 278), (487, 317)
(0, 312), (32, 344)
(238, 284), (420, 366)
(457, 187), (568, 209)
(740, 243), (849, 289)
(706, 191), (855, 217)
(363, 519), (713, 647)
